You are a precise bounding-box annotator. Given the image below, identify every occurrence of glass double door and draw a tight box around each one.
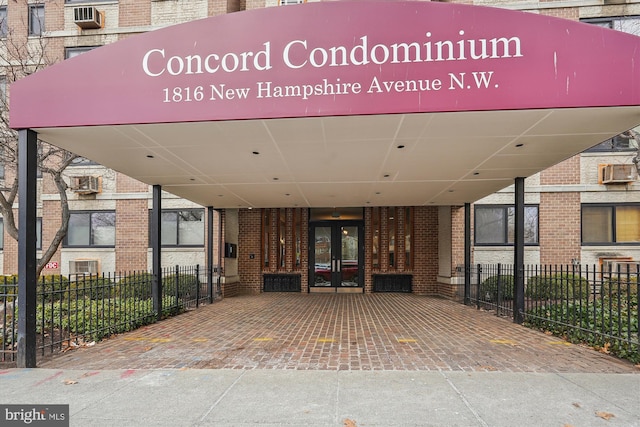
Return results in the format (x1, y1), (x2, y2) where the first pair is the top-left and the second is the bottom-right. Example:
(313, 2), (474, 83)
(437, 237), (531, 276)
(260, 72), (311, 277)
(310, 221), (363, 290)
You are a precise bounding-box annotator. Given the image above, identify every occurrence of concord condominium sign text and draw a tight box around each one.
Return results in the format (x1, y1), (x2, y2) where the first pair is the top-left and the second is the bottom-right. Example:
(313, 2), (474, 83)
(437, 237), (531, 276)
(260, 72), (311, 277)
(141, 32), (523, 77)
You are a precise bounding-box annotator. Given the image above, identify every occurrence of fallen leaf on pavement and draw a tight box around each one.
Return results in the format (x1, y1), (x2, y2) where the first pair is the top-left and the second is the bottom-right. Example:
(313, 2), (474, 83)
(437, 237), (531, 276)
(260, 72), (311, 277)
(595, 411), (615, 420)
(343, 419), (357, 427)
(599, 342), (611, 354)
(63, 379), (78, 385)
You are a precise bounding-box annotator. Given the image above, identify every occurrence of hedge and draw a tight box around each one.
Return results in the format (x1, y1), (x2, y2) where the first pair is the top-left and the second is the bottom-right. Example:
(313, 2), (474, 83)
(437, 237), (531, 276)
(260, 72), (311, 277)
(480, 275), (514, 301)
(526, 273), (590, 299)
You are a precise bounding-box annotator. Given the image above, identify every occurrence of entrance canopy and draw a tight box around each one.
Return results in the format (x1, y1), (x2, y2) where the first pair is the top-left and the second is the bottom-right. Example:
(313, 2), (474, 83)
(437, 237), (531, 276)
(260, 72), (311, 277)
(10, 1), (640, 208)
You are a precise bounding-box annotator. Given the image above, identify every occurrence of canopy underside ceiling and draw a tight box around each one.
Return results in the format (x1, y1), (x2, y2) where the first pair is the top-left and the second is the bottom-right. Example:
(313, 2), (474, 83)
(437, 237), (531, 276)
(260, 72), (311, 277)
(36, 106), (640, 208)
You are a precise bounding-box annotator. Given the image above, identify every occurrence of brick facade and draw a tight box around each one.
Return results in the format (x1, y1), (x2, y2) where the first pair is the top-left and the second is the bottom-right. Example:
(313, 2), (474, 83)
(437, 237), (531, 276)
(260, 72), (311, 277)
(238, 208), (262, 293)
(115, 199), (148, 271)
(541, 156), (581, 186)
(412, 206), (439, 295)
(541, 8), (579, 20)
(209, 0), (242, 16)
(539, 192), (581, 265)
(119, 0), (151, 27)
(450, 205), (467, 276)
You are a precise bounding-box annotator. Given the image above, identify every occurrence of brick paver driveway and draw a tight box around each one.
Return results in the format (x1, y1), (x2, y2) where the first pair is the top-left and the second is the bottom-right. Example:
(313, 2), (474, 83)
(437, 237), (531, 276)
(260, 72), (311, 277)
(40, 293), (638, 373)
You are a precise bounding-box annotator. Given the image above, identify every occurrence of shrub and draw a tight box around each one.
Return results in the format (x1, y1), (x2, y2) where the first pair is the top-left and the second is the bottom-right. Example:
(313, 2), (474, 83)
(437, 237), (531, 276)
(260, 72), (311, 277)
(163, 274), (199, 300)
(38, 275), (70, 302)
(118, 272), (154, 300)
(35, 295), (181, 342)
(601, 276), (638, 299)
(526, 274), (589, 299)
(0, 275), (18, 303)
(480, 275), (514, 301)
(0, 275), (71, 303)
(525, 296), (639, 364)
(116, 272), (199, 301)
(72, 276), (116, 300)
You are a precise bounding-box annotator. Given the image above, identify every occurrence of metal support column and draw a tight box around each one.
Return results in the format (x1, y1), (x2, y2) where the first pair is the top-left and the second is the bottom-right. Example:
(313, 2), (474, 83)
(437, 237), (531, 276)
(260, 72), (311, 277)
(464, 203), (471, 305)
(151, 184), (162, 320)
(207, 206), (214, 303)
(17, 129), (38, 368)
(514, 177), (525, 324)
(217, 209), (223, 298)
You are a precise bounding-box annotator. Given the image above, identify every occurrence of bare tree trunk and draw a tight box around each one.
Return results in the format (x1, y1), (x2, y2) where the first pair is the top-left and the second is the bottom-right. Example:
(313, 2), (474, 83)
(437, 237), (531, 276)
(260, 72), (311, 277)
(1, 1), (77, 278)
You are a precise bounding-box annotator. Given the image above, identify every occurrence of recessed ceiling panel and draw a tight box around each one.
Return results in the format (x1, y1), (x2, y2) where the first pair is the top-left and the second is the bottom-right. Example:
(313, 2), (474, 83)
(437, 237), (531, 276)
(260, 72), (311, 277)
(423, 110), (551, 138)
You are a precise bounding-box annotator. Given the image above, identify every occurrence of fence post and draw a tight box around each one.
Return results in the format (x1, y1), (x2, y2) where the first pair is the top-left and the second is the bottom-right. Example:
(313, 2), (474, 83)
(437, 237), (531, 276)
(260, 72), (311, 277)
(476, 264), (482, 309)
(497, 263), (502, 316)
(151, 185), (162, 321)
(207, 207), (214, 304)
(196, 265), (200, 308)
(175, 265), (180, 304)
(464, 203), (471, 305)
(513, 177), (525, 324)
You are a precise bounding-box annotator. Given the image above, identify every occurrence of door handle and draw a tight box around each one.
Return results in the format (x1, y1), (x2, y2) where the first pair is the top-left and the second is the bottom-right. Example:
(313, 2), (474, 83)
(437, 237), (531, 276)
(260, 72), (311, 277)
(336, 260), (341, 272)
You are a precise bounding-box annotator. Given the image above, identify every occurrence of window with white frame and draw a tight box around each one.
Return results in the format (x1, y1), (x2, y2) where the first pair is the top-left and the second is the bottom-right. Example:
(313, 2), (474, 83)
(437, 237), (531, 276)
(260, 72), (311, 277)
(65, 46), (99, 60)
(28, 4), (45, 36)
(475, 205), (539, 245)
(64, 211), (116, 247)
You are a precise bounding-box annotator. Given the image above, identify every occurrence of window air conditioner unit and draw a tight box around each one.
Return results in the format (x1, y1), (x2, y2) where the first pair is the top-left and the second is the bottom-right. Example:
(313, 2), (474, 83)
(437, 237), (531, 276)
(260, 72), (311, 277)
(601, 258), (638, 275)
(73, 6), (103, 29)
(602, 164), (637, 184)
(72, 176), (101, 194)
(69, 259), (100, 275)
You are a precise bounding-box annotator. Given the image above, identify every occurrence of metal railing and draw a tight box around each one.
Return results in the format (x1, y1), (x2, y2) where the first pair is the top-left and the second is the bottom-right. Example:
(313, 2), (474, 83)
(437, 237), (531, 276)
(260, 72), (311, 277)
(0, 265), (219, 363)
(458, 263), (639, 362)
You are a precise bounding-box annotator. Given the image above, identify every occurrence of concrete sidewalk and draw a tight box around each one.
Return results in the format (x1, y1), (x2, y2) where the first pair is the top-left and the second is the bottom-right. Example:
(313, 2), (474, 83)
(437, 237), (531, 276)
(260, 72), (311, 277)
(1, 368), (638, 426)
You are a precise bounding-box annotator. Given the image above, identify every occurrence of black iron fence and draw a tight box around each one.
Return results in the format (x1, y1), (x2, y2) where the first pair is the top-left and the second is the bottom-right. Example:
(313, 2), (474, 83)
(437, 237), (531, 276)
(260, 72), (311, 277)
(458, 263), (639, 363)
(0, 265), (219, 363)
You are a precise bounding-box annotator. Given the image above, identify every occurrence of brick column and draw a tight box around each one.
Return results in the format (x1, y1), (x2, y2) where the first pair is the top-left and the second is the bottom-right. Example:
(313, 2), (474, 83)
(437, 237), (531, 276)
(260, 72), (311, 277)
(115, 173), (149, 271)
(540, 156), (581, 265)
(119, 0), (151, 27)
